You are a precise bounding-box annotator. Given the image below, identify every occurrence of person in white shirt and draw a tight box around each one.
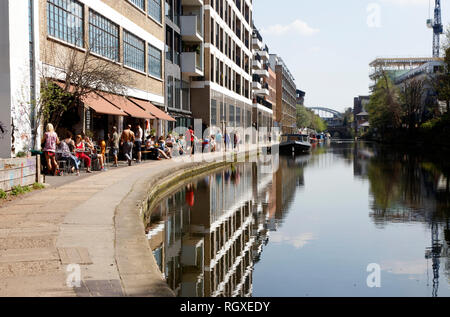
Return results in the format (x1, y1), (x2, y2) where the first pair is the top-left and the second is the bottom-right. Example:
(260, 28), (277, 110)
(134, 124), (143, 163)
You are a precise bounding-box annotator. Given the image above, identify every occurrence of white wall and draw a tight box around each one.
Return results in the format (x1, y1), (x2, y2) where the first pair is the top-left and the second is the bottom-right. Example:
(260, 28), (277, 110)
(9, 0), (34, 155)
(0, 0), (34, 158)
(0, 0), (12, 158)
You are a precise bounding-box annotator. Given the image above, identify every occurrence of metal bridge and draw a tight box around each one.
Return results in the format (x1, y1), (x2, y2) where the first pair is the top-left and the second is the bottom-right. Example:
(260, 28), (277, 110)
(307, 107), (344, 128)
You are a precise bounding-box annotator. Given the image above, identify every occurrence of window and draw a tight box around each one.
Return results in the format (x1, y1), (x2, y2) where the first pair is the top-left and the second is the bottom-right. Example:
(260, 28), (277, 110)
(129, 0), (145, 10)
(211, 100), (217, 126)
(167, 76), (174, 108)
(47, 0), (84, 47)
(124, 31), (145, 72)
(148, 44), (162, 78)
(175, 79), (181, 110)
(229, 104), (235, 126)
(89, 10), (119, 61)
(165, 0), (172, 22)
(148, 0), (162, 23)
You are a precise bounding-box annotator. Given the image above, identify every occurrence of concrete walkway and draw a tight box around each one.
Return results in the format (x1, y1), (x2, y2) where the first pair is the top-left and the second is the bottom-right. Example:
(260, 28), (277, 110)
(0, 147), (265, 297)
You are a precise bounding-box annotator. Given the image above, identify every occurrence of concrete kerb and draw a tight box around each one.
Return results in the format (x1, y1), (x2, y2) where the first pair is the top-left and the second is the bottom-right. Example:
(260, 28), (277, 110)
(114, 149), (259, 297)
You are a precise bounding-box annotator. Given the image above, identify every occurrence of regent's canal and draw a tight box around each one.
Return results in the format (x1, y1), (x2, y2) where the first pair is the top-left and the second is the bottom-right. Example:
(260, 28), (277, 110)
(145, 142), (450, 297)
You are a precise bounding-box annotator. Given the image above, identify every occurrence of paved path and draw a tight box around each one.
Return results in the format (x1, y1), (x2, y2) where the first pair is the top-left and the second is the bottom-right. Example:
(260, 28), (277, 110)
(0, 147), (265, 296)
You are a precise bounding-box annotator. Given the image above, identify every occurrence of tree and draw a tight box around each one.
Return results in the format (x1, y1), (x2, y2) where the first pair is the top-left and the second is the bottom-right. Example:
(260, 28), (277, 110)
(400, 79), (425, 130)
(22, 34), (133, 149)
(367, 71), (402, 132)
(296, 104), (327, 132)
(435, 47), (450, 113)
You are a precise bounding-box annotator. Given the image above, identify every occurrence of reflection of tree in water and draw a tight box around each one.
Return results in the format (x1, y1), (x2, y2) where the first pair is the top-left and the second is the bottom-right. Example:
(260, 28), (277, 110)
(366, 146), (450, 296)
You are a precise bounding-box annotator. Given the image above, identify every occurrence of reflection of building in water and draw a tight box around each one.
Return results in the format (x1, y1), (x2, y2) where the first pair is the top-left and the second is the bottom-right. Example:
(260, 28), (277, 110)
(146, 162), (275, 297)
(353, 142), (375, 179)
(273, 157), (305, 228)
(366, 150), (450, 296)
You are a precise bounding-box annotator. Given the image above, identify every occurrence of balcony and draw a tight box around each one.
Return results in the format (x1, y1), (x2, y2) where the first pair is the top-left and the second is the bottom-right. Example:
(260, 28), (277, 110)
(181, 0), (203, 6)
(252, 81), (262, 90)
(181, 51), (204, 77)
(252, 37), (263, 50)
(256, 50), (269, 61)
(254, 86), (269, 97)
(180, 15), (203, 42)
(252, 58), (262, 70)
(254, 69), (269, 78)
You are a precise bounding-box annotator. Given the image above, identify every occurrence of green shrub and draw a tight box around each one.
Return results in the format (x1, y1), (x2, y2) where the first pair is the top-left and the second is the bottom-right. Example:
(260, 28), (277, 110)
(0, 190), (6, 200)
(10, 185), (31, 196)
(16, 151), (27, 158)
(32, 182), (45, 190)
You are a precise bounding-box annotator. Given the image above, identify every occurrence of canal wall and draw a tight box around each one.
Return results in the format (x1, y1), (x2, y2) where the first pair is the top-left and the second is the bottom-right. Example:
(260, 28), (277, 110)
(114, 149), (262, 297)
(0, 156), (41, 192)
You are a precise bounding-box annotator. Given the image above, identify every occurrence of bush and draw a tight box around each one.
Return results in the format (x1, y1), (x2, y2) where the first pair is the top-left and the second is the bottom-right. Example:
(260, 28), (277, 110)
(0, 189), (6, 200)
(32, 182), (45, 190)
(16, 151), (27, 158)
(10, 185), (31, 196)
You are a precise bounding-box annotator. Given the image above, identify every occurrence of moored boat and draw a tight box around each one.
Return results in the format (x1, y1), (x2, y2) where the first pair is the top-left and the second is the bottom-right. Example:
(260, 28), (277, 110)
(279, 134), (312, 155)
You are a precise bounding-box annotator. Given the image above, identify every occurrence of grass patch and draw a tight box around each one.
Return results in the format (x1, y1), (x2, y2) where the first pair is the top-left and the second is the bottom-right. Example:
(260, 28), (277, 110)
(10, 185), (32, 196)
(32, 182), (45, 190)
(0, 189), (6, 200)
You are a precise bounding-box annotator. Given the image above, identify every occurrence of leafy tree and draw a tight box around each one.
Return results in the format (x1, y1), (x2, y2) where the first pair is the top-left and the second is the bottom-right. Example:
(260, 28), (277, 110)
(367, 71), (402, 132)
(435, 47), (450, 113)
(399, 79), (425, 130)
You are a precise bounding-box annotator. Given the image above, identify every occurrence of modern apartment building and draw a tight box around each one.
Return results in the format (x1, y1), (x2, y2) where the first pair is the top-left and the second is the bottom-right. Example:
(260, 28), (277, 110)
(164, 0), (205, 130)
(1, 0), (169, 158)
(190, 0), (253, 141)
(251, 25), (275, 139)
(270, 54), (297, 134)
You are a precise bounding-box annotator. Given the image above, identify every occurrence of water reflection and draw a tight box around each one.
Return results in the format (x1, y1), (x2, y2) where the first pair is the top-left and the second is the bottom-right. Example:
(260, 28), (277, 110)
(353, 142), (450, 297)
(145, 156), (309, 297)
(146, 142), (450, 297)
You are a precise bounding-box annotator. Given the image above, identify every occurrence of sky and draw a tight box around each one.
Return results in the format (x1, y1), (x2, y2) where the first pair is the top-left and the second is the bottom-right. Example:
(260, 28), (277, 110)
(253, 0), (450, 112)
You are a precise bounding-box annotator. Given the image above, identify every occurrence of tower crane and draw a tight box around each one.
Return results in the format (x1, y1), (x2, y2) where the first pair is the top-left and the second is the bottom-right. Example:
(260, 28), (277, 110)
(427, 0), (443, 57)
(425, 221), (443, 297)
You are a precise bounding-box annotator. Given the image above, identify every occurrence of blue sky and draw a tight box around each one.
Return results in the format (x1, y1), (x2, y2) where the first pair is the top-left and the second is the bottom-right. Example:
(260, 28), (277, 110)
(253, 0), (450, 112)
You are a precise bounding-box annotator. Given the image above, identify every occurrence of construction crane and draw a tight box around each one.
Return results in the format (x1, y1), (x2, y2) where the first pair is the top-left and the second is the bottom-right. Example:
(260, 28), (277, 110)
(427, 0), (443, 57)
(425, 221), (443, 297)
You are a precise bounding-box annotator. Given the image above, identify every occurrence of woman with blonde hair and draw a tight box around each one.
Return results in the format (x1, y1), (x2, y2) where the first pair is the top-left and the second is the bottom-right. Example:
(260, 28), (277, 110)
(42, 123), (60, 175)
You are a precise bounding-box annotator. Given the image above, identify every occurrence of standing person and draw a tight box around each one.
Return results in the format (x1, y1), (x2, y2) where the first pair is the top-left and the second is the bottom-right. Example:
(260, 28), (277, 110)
(215, 130), (223, 152)
(185, 126), (195, 156)
(108, 126), (120, 167)
(42, 123), (60, 176)
(134, 123), (143, 164)
(75, 135), (92, 173)
(121, 124), (135, 166)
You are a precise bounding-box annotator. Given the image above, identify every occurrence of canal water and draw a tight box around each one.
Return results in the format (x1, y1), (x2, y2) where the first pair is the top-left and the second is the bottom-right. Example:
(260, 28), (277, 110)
(145, 142), (450, 297)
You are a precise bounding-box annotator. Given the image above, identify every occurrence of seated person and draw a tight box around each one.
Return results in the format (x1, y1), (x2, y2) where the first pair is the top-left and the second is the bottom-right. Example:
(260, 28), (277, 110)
(145, 135), (170, 160)
(210, 135), (217, 153)
(166, 134), (175, 148)
(75, 135), (92, 173)
(158, 136), (172, 159)
(56, 133), (80, 176)
(84, 136), (105, 171)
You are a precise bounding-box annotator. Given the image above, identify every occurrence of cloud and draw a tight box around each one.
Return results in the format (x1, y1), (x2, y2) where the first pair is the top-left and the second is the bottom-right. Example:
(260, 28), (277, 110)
(261, 19), (319, 37)
(270, 232), (315, 249)
(380, 0), (429, 6)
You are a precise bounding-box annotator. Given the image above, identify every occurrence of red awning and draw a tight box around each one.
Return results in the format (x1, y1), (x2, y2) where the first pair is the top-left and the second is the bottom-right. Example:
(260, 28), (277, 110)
(81, 93), (126, 116)
(99, 93), (155, 119)
(129, 98), (176, 122)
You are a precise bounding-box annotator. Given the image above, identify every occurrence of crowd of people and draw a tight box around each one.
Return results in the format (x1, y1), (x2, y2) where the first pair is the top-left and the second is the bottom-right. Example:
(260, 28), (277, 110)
(41, 123), (243, 177)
